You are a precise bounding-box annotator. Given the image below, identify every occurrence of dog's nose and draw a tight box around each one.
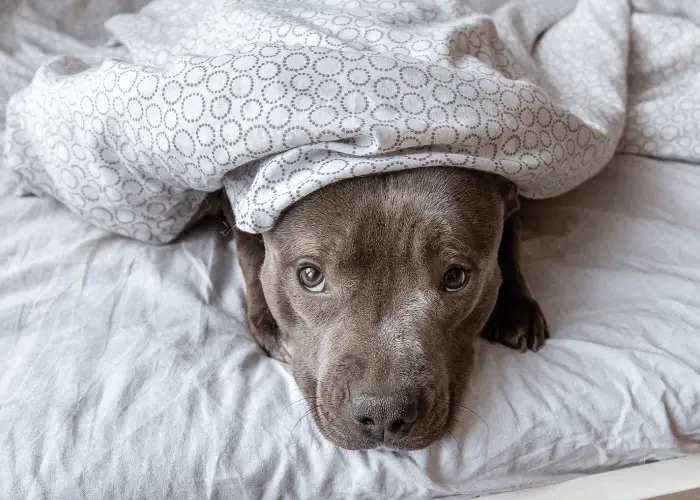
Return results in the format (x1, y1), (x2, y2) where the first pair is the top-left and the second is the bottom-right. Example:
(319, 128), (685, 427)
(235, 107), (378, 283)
(350, 393), (419, 441)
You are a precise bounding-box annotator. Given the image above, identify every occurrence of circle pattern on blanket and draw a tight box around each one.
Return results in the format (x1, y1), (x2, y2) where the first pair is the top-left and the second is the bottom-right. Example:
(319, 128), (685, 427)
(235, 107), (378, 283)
(4, 0), (646, 242)
(618, 14), (700, 163)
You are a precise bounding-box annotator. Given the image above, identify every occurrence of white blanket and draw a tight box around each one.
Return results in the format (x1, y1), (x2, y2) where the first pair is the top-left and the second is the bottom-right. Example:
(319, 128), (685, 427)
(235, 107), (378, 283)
(4, 0), (700, 241)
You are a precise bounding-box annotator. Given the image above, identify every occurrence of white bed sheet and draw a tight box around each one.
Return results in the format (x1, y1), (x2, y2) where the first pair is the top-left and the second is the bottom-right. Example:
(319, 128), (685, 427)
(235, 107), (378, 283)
(3, 150), (700, 499)
(3, 0), (700, 498)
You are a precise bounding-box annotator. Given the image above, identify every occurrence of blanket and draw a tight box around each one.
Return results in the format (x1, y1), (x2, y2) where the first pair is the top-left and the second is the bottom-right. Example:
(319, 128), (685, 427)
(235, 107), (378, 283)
(3, 0), (700, 242)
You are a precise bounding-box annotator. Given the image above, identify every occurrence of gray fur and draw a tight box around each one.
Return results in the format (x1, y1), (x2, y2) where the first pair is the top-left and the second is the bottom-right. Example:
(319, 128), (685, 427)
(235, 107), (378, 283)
(225, 167), (548, 450)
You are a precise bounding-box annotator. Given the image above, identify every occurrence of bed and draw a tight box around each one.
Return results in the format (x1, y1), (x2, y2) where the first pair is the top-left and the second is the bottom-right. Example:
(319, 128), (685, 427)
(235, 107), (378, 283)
(2, 0), (700, 499)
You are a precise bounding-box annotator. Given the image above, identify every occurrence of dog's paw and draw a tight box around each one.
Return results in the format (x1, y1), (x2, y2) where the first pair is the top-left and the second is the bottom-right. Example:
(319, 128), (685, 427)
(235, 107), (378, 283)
(482, 295), (549, 352)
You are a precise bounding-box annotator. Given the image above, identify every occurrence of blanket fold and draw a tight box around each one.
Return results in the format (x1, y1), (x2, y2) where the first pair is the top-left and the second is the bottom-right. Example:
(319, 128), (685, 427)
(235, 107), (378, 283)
(3, 0), (700, 242)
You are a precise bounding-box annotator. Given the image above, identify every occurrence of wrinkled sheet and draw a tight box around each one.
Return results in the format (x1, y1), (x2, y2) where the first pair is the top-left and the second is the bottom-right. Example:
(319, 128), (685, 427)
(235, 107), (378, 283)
(3, 148), (700, 500)
(3, 0), (700, 241)
(3, 0), (700, 499)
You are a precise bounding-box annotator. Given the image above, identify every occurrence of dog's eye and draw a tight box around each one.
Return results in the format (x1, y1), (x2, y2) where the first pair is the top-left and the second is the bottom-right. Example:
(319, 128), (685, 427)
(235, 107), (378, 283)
(299, 266), (325, 292)
(442, 267), (469, 292)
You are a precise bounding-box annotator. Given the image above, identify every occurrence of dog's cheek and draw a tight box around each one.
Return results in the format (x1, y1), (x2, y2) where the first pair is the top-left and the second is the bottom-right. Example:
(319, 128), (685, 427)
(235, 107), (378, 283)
(258, 258), (297, 333)
(271, 292), (337, 378)
(441, 269), (501, 397)
(449, 265), (502, 335)
(473, 264), (503, 329)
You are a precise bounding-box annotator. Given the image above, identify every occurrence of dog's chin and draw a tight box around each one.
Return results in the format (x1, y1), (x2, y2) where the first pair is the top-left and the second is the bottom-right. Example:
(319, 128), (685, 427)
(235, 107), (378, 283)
(310, 401), (450, 452)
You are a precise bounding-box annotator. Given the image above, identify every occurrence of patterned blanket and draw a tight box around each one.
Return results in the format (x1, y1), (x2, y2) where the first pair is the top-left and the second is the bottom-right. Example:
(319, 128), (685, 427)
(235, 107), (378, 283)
(3, 0), (700, 242)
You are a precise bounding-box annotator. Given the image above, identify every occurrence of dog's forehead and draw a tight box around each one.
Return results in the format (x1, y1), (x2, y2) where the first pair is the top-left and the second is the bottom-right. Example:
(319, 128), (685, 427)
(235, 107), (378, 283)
(270, 168), (504, 260)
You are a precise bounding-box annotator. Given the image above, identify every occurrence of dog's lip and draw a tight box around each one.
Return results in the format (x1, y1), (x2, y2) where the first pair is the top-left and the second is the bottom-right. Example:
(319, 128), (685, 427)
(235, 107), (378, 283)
(315, 418), (382, 450)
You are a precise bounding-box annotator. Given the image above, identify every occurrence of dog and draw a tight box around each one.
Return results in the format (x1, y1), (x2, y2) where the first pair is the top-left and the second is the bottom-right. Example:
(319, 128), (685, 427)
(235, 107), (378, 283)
(221, 166), (548, 451)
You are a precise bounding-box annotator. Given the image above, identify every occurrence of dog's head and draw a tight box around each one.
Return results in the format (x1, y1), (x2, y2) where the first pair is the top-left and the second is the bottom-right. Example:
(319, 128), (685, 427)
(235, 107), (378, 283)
(256, 167), (517, 450)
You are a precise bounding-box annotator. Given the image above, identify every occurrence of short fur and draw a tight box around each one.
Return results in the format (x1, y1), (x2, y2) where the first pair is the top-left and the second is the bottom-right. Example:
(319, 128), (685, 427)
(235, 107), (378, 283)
(221, 167), (548, 450)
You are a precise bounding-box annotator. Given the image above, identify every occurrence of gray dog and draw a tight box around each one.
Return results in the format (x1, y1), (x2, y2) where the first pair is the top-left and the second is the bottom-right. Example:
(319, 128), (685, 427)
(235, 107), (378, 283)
(221, 167), (548, 451)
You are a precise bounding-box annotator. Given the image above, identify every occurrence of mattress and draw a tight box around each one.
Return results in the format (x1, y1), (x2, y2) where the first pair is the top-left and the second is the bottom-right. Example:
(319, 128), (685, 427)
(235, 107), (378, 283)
(2, 0), (700, 499)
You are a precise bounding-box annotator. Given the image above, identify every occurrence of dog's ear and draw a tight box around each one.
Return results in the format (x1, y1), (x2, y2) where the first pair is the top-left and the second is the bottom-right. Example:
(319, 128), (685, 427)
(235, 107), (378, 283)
(497, 178), (520, 220)
(220, 194), (291, 363)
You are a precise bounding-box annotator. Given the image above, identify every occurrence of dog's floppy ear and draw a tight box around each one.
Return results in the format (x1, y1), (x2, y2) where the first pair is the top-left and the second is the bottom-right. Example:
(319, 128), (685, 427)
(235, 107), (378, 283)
(220, 193), (291, 362)
(498, 178), (520, 219)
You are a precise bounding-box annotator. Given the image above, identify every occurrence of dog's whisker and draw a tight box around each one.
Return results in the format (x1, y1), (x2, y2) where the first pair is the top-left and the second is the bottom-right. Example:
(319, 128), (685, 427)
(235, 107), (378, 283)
(438, 437), (448, 455)
(282, 396), (317, 411)
(294, 408), (333, 452)
(291, 408), (316, 436)
(311, 424), (332, 446)
(445, 428), (460, 448)
(309, 411), (337, 447)
(272, 395), (319, 422)
(453, 403), (489, 432)
(448, 412), (490, 451)
(448, 417), (468, 433)
(465, 388), (479, 399)
(286, 408), (317, 451)
(290, 375), (320, 386)
(314, 409), (343, 446)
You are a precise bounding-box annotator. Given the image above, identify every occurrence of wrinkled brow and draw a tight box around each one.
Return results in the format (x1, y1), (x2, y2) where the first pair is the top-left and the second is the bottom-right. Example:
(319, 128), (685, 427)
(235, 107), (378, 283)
(273, 234), (342, 266)
(421, 229), (475, 265)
